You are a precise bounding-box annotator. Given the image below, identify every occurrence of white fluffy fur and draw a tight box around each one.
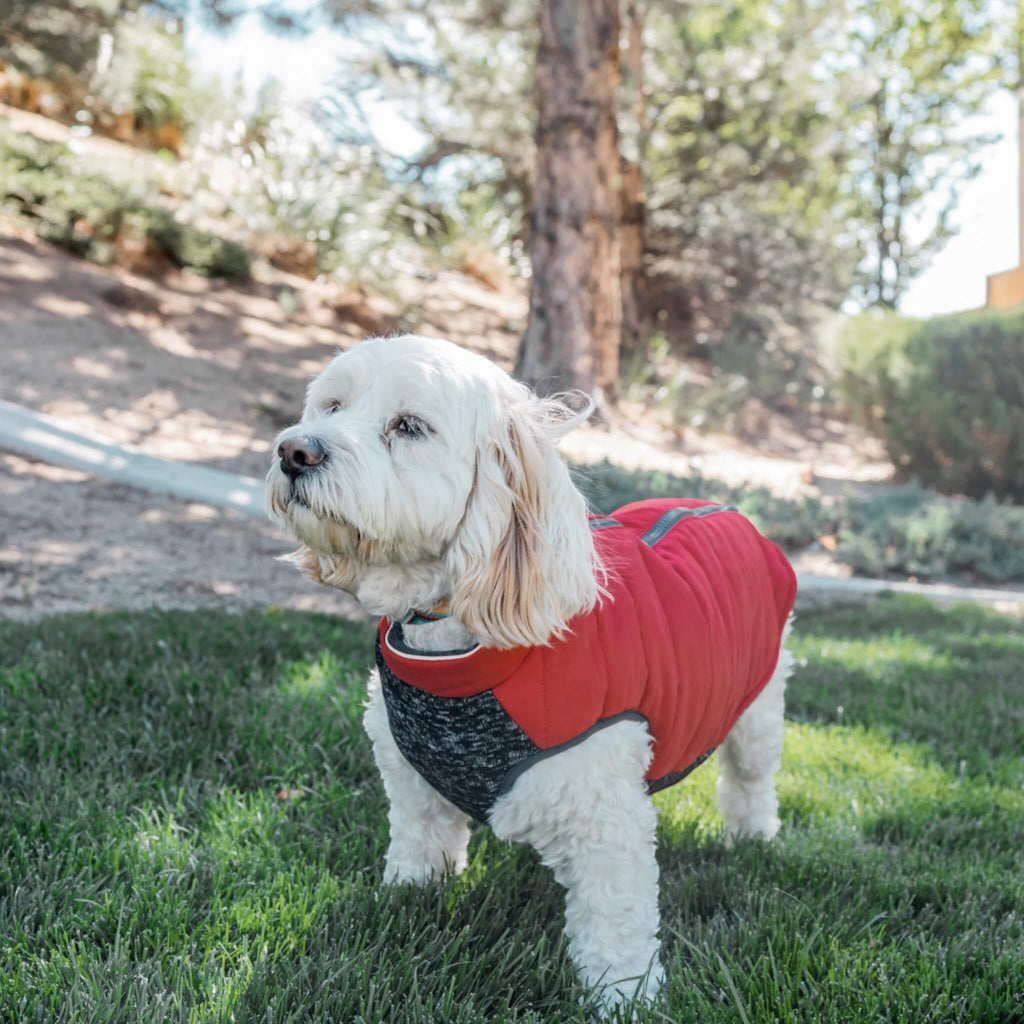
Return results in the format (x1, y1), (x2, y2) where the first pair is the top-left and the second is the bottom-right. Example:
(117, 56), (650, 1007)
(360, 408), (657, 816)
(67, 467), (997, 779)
(266, 334), (600, 647)
(266, 334), (793, 1017)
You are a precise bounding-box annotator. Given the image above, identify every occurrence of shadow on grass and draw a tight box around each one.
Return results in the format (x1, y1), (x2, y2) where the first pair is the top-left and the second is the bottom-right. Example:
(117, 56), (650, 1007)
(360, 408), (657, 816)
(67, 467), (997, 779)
(785, 593), (1024, 778)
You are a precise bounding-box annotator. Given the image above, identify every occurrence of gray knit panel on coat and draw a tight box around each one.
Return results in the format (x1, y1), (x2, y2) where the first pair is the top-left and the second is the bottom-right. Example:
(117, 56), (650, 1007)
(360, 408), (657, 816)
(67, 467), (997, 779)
(376, 638), (541, 824)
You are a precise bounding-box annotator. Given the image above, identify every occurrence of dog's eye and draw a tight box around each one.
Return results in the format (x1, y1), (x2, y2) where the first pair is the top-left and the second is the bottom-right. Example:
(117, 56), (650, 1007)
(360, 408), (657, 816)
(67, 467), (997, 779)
(386, 414), (432, 441)
(322, 400), (342, 415)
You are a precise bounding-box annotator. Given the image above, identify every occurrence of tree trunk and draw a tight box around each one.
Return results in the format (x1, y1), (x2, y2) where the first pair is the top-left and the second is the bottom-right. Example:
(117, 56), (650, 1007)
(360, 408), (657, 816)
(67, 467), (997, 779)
(515, 0), (621, 398)
(620, 1), (647, 355)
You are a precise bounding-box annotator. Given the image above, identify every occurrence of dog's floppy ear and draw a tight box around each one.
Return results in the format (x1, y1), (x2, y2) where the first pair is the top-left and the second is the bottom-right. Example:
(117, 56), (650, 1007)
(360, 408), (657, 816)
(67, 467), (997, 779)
(445, 395), (600, 649)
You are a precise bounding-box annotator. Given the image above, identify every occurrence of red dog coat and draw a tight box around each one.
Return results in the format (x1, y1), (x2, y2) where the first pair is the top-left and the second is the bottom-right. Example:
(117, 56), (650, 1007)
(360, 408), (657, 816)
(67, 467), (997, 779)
(376, 499), (797, 823)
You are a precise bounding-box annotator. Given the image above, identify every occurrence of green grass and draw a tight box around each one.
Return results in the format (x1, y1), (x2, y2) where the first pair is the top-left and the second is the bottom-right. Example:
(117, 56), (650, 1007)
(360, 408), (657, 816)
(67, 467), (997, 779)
(1, 596), (1022, 1023)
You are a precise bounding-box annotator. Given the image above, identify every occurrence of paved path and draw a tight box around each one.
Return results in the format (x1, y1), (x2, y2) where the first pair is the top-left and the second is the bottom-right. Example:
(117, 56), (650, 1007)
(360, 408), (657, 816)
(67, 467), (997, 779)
(2, 399), (1021, 612)
(792, 571), (1023, 612)
(0, 398), (263, 515)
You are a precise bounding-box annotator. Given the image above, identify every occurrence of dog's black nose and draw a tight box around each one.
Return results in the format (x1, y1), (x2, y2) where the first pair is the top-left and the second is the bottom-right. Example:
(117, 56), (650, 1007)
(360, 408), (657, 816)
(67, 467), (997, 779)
(278, 436), (326, 478)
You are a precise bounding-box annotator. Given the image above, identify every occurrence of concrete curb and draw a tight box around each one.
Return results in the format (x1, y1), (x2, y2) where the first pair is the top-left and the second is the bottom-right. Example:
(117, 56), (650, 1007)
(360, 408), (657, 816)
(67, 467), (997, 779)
(795, 572), (1023, 611)
(0, 398), (264, 516)
(2, 399), (1021, 612)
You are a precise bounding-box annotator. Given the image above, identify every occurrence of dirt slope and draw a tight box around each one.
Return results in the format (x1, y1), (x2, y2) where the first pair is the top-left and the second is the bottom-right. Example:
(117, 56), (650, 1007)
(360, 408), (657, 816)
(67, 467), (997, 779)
(0, 119), (891, 622)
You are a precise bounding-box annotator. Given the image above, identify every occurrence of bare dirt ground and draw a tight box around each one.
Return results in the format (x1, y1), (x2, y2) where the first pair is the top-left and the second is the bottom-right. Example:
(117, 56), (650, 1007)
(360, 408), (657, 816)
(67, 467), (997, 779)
(0, 220), (536, 621)
(0, 122), (893, 623)
(0, 451), (362, 620)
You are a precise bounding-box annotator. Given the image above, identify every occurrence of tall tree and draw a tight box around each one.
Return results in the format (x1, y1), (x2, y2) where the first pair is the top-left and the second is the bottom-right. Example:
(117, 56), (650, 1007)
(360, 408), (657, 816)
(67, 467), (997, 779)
(834, 0), (1003, 309)
(642, 0), (859, 330)
(515, 0), (622, 397)
(319, 2), (536, 219)
(317, 0), (863, 373)
(1016, 3), (1024, 271)
(619, 0), (648, 354)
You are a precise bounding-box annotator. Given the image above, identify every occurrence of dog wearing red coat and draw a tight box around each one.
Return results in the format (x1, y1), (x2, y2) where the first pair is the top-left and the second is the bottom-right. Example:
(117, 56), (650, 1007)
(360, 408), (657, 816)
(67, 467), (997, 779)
(266, 334), (795, 1017)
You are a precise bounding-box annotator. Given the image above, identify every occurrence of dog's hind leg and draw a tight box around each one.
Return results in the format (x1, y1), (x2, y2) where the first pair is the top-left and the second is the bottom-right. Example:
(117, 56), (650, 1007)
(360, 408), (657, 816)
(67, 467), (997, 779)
(363, 670), (471, 883)
(716, 620), (793, 843)
(488, 718), (664, 1017)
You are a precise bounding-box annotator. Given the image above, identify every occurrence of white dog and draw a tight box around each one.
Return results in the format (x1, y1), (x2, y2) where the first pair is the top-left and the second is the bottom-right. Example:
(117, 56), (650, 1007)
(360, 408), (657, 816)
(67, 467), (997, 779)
(265, 335), (796, 1016)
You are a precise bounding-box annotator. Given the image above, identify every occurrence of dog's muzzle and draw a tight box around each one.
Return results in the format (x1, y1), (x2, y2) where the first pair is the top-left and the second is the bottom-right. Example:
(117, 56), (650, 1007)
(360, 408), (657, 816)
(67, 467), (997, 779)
(278, 436), (327, 479)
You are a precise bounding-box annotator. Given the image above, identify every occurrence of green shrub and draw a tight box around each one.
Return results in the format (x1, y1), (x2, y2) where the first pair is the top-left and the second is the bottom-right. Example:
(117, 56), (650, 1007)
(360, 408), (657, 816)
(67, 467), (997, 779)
(623, 316), (837, 440)
(572, 460), (832, 550)
(574, 459), (1024, 583)
(146, 214), (251, 279)
(837, 485), (1024, 582)
(836, 309), (1024, 500)
(0, 123), (251, 279)
(834, 311), (917, 433)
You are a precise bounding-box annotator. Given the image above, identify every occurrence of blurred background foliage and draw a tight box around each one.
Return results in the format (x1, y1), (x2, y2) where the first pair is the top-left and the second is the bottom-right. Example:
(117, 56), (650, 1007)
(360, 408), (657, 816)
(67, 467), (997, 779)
(836, 306), (1024, 501)
(0, 0), (1022, 507)
(576, 457), (1024, 583)
(2, 1), (1012, 296)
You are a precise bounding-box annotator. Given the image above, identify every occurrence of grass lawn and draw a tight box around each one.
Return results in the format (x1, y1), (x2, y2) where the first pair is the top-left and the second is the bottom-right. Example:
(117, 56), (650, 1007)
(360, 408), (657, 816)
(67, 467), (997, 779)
(1, 594), (1022, 1023)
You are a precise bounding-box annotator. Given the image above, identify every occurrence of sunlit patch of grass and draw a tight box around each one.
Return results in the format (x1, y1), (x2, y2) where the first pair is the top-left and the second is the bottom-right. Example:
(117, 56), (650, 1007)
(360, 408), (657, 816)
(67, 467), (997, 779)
(279, 650), (353, 698)
(208, 872), (343, 954)
(797, 631), (958, 674)
(656, 718), (1024, 881)
(780, 721), (953, 827)
(185, 959), (256, 1024)
(787, 594), (1024, 786)
(654, 753), (721, 841)
(131, 807), (196, 869)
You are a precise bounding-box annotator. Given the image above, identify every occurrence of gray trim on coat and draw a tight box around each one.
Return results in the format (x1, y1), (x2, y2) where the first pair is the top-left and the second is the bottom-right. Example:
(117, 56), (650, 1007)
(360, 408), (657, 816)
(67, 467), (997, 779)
(495, 711), (650, 803)
(495, 710), (717, 807)
(640, 504), (738, 547)
(385, 621), (480, 659)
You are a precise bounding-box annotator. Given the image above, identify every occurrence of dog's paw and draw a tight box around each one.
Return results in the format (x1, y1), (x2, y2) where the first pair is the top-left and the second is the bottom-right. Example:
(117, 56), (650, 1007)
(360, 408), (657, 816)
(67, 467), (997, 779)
(382, 858), (439, 886)
(383, 848), (467, 885)
(723, 814), (781, 848)
(584, 960), (665, 1021)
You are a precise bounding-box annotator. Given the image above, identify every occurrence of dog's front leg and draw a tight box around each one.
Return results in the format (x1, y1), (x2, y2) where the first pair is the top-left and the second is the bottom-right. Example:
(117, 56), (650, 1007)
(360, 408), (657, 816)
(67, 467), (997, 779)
(363, 670), (470, 883)
(489, 718), (664, 1016)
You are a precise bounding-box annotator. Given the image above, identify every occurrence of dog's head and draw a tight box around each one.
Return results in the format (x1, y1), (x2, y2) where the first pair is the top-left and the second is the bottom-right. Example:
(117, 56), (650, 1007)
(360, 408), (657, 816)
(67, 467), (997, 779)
(266, 335), (600, 647)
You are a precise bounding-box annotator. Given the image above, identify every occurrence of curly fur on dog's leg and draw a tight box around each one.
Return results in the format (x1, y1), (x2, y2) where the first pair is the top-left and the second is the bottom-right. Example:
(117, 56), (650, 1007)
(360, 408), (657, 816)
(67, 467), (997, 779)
(489, 719), (664, 1017)
(717, 620), (793, 843)
(363, 670), (470, 883)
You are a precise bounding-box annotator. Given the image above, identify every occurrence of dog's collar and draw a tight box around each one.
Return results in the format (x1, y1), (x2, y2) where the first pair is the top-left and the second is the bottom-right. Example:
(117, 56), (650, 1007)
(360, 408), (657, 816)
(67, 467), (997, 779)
(401, 599), (452, 626)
